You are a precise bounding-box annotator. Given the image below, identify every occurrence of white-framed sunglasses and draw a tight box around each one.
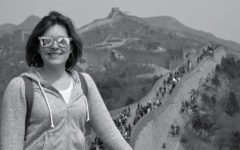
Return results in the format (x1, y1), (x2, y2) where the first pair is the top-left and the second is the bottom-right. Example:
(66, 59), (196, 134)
(38, 36), (72, 48)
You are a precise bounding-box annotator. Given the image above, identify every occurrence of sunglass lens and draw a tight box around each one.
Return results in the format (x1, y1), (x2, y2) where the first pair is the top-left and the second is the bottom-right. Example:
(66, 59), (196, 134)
(58, 37), (70, 48)
(40, 37), (52, 47)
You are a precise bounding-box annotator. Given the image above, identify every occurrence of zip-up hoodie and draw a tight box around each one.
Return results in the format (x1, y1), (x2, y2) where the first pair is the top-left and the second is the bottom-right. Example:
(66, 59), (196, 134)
(0, 70), (132, 150)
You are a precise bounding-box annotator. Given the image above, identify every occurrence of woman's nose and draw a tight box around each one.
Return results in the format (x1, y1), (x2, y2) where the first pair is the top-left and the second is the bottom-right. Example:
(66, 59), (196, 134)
(51, 41), (59, 49)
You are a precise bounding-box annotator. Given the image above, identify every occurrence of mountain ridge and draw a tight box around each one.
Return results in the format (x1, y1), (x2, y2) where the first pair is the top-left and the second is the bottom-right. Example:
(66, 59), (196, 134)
(78, 9), (207, 51)
(144, 16), (240, 51)
(0, 15), (41, 37)
(18, 15), (41, 31)
(0, 23), (17, 36)
(0, 8), (239, 52)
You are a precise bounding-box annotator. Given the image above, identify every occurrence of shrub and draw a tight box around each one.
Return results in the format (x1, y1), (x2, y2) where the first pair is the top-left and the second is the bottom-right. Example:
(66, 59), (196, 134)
(191, 113), (215, 133)
(215, 64), (222, 72)
(201, 93), (216, 108)
(211, 75), (221, 89)
(220, 57), (240, 79)
(224, 91), (239, 116)
(231, 131), (240, 150)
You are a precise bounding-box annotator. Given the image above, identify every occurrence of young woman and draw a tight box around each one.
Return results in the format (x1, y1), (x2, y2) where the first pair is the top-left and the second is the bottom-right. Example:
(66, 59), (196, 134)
(0, 11), (132, 150)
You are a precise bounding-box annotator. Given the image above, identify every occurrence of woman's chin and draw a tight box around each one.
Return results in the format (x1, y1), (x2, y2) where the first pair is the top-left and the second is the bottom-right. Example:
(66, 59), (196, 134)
(44, 60), (67, 69)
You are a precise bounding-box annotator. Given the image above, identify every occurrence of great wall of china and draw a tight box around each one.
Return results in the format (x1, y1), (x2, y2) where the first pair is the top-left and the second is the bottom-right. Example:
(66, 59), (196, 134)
(78, 8), (125, 35)
(104, 48), (225, 150)
(131, 49), (225, 150)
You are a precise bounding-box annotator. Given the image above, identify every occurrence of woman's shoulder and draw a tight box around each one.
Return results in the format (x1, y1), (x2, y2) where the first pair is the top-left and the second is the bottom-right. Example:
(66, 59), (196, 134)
(5, 68), (40, 92)
(8, 69), (39, 88)
(7, 76), (25, 88)
(3, 76), (25, 99)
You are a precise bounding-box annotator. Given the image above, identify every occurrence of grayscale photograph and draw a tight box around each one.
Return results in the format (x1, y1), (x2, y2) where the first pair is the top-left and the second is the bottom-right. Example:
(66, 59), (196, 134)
(0, 0), (240, 150)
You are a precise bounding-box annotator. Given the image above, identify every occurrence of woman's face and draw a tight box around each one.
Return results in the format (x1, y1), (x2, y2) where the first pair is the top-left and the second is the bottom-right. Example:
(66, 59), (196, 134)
(38, 24), (72, 69)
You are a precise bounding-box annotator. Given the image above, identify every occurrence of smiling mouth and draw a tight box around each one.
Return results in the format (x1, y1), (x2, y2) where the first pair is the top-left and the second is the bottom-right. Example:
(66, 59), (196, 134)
(48, 53), (63, 56)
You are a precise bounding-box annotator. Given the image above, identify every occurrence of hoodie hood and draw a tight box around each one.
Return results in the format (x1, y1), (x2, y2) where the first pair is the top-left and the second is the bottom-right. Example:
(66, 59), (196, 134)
(20, 69), (81, 84)
(20, 69), (41, 83)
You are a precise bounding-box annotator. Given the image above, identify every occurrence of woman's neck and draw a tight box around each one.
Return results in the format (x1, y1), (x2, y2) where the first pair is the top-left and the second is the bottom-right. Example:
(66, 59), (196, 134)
(39, 66), (67, 83)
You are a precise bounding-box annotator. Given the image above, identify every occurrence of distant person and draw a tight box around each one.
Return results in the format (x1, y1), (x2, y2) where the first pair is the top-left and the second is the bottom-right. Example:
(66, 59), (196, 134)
(0, 11), (132, 150)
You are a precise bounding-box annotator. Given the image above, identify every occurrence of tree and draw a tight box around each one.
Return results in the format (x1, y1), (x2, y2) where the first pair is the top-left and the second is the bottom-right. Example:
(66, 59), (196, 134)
(225, 91), (239, 116)
(221, 57), (237, 79)
(201, 93), (216, 108)
(211, 75), (221, 90)
(215, 64), (222, 73)
(231, 131), (240, 150)
(0, 33), (13, 46)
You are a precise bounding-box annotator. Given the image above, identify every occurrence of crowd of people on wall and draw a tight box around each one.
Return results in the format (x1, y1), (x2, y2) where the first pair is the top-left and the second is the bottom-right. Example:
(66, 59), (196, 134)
(180, 89), (199, 115)
(160, 45), (219, 148)
(88, 44), (219, 149)
(197, 44), (218, 63)
(89, 137), (104, 150)
(89, 108), (132, 149)
(160, 63), (191, 97)
(132, 60), (192, 127)
(133, 100), (162, 125)
(169, 123), (181, 137)
(113, 108), (132, 143)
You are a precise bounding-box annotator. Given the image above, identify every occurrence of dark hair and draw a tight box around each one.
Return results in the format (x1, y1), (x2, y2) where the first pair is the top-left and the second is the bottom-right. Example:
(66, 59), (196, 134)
(26, 11), (82, 69)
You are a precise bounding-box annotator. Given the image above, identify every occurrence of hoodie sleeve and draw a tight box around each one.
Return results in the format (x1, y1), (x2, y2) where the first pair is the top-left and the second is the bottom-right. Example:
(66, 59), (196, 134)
(82, 73), (132, 150)
(0, 77), (26, 150)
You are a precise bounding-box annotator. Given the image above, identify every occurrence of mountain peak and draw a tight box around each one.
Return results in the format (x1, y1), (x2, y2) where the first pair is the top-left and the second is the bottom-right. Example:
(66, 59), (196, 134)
(18, 15), (41, 31)
(26, 15), (40, 20)
(144, 16), (185, 30)
(108, 7), (126, 18)
(20, 15), (41, 24)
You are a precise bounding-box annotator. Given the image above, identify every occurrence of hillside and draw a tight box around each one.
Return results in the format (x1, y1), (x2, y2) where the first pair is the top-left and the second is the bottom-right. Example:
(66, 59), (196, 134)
(78, 8), (211, 73)
(144, 16), (240, 52)
(132, 48), (225, 150)
(79, 9), (207, 51)
(88, 61), (158, 110)
(0, 23), (17, 37)
(0, 8), (239, 53)
(181, 56), (240, 150)
(144, 16), (216, 39)
(18, 15), (40, 31)
(0, 15), (41, 38)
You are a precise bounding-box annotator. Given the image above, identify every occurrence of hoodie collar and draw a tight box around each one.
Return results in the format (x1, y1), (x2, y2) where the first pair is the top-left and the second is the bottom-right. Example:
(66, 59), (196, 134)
(20, 68), (81, 84)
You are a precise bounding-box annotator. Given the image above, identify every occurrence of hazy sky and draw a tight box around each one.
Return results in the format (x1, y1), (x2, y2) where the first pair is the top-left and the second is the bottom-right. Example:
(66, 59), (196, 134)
(0, 0), (239, 43)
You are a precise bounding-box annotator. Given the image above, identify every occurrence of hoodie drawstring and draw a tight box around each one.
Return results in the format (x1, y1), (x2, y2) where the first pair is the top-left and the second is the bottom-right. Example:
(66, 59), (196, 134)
(85, 98), (90, 122)
(37, 81), (55, 128)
